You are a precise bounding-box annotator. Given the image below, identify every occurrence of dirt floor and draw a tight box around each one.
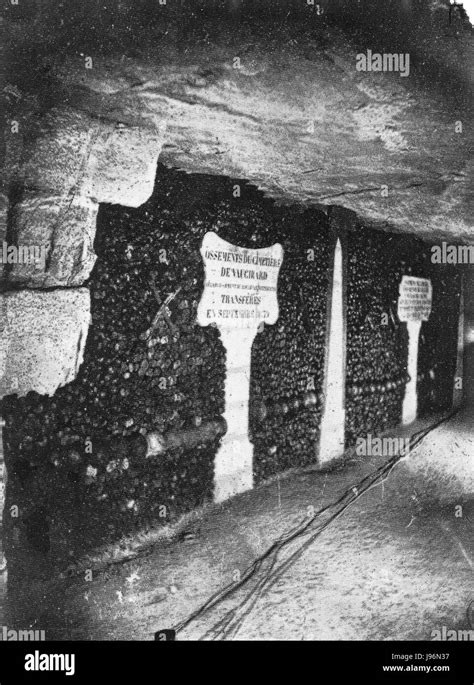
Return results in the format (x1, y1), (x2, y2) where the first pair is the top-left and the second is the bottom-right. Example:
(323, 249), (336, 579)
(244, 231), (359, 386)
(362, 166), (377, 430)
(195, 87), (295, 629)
(1, 410), (473, 641)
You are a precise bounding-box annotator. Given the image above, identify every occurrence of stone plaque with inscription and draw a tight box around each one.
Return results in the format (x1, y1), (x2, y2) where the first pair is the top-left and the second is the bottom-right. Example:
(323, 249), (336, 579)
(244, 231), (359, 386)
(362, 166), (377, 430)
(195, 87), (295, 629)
(197, 232), (283, 502)
(398, 276), (432, 323)
(198, 232), (283, 328)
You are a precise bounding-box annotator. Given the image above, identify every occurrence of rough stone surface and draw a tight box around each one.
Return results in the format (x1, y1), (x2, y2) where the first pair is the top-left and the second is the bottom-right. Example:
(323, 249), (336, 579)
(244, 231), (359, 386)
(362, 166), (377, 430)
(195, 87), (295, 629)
(0, 194), (8, 283)
(5, 1), (466, 242)
(8, 193), (98, 288)
(79, 125), (164, 207)
(20, 108), (96, 198)
(0, 289), (90, 397)
(3, 109), (164, 287)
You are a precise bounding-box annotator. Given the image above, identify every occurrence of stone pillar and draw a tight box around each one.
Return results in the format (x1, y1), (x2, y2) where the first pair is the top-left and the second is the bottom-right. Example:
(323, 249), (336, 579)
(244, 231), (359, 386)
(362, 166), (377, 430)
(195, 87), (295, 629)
(453, 274), (464, 410)
(462, 265), (474, 409)
(402, 320), (422, 425)
(215, 328), (258, 502)
(1, 106), (166, 398)
(5, 109), (165, 290)
(318, 206), (352, 465)
(319, 238), (346, 463)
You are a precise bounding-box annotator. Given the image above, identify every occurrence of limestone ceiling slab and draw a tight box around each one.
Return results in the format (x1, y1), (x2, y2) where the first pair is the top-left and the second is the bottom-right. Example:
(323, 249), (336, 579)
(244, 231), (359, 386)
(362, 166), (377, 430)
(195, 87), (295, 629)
(4, 1), (473, 242)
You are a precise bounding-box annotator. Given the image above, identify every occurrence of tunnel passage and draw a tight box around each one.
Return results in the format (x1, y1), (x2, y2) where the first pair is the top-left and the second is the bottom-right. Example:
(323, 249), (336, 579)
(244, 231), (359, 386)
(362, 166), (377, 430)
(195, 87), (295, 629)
(0, 163), (465, 581)
(345, 226), (461, 446)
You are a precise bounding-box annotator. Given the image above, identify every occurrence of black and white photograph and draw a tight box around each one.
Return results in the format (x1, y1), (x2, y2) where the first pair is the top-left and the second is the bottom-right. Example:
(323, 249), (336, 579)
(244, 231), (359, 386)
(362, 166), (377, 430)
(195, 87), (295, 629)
(0, 0), (473, 680)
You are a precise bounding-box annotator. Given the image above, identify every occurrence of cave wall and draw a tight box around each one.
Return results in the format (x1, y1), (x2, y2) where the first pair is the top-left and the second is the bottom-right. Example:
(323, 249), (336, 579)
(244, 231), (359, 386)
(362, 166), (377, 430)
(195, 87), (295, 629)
(249, 215), (331, 481)
(0, 166), (331, 571)
(345, 226), (461, 446)
(0, 165), (462, 574)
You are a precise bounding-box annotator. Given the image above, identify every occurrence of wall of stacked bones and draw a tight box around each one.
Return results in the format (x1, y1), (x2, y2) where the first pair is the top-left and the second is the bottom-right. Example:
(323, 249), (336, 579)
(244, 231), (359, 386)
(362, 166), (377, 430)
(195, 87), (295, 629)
(346, 228), (460, 446)
(1, 165), (461, 571)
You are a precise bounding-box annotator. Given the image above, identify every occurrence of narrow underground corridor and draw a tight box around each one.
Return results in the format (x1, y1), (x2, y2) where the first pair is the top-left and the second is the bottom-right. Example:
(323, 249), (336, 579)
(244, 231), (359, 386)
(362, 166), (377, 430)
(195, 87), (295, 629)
(0, 1), (472, 673)
(1, 166), (472, 643)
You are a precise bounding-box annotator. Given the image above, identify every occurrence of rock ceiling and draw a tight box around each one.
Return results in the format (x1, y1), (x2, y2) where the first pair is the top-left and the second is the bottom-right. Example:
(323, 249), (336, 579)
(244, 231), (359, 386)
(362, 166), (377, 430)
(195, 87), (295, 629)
(2, 0), (473, 246)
